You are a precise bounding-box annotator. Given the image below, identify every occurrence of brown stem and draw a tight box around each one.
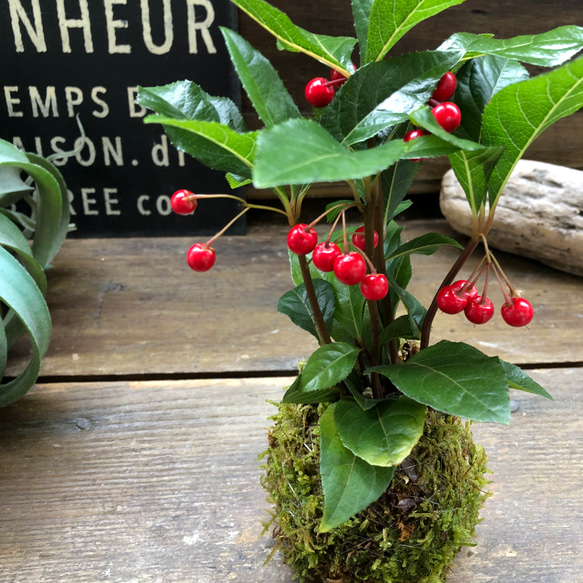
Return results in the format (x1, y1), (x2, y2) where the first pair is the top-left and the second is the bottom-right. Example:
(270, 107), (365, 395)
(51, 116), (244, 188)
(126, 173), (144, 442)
(367, 299), (384, 399)
(298, 254), (332, 345)
(420, 238), (480, 349)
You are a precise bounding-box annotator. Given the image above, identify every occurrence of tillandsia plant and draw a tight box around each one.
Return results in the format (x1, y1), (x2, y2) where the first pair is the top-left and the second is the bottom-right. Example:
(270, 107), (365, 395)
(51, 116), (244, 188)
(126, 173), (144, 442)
(138, 0), (583, 579)
(0, 138), (71, 406)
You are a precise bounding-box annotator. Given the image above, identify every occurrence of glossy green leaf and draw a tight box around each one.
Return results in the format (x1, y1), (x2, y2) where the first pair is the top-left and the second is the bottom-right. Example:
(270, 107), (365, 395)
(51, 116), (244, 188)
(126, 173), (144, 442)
(253, 118), (408, 187)
(386, 232), (463, 261)
(221, 28), (301, 128)
(371, 340), (511, 424)
(281, 374), (340, 404)
(439, 26), (583, 67)
(288, 251), (322, 287)
(385, 272), (426, 338)
(137, 81), (246, 131)
(351, 0), (374, 61)
(483, 56), (583, 206)
(323, 272), (367, 343)
(454, 56), (530, 142)
(448, 147), (505, 215)
(277, 279), (335, 341)
(379, 314), (419, 345)
(382, 160), (419, 223)
(365, 0), (467, 63)
(343, 372), (384, 411)
(144, 116), (258, 177)
(0, 166), (33, 204)
(282, 342), (360, 405)
(500, 360), (553, 400)
(229, 0), (356, 71)
(319, 404), (395, 532)
(0, 247), (51, 406)
(335, 397), (426, 466)
(321, 50), (463, 145)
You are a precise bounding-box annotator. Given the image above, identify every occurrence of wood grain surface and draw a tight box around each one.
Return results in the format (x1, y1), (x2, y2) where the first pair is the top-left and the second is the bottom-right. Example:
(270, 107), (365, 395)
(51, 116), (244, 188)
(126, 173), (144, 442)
(236, 0), (583, 198)
(0, 370), (581, 582)
(6, 221), (582, 380)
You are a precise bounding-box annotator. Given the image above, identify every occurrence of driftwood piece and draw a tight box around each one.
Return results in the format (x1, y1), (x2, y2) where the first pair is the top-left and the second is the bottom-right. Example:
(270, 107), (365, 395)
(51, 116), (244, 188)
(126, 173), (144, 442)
(440, 160), (583, 276)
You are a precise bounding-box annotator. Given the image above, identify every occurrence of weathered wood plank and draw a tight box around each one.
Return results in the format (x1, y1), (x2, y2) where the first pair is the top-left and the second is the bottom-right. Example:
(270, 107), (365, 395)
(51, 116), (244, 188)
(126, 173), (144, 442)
(0, 370), (581, 582)
(6, 221), (582, 378)
(237, 0), (583, 197)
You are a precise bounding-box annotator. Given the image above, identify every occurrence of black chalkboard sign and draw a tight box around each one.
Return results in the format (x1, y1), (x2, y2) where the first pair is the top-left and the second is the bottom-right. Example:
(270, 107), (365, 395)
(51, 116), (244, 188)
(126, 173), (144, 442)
(1, 0), (245, 237)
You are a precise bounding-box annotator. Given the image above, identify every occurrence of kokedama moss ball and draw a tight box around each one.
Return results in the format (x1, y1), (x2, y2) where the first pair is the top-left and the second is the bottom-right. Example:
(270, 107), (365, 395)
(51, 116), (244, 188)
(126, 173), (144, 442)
(261, 402), (490, 583)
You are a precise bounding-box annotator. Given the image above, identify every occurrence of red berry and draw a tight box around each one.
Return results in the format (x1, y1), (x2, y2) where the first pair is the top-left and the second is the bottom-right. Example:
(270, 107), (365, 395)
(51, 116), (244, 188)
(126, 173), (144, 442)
(464, 296), (494, 325)
(452, 279), (479, 301)
(360, 274), (389, 301)
(287, 224), (318, 255)
(432, 72), (457, 102)
(404, 129), (429, 142)
(330, 68), (348, 87)
(501, 297), (534, 327)
(351, 226), (379, 252)
(187, 243), (215, 272)
(333, 252), (367, 285)
(305, 77), (335, 108)
(171, 189), (197, 215)
(437, 284), (468, 314)
(312, 242), (342, 272)
(431, 102), (461, 133)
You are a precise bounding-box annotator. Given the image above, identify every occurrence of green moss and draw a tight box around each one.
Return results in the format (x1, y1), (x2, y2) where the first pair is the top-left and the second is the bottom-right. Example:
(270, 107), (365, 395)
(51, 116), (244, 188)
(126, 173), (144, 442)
(261, 402), (490, 582)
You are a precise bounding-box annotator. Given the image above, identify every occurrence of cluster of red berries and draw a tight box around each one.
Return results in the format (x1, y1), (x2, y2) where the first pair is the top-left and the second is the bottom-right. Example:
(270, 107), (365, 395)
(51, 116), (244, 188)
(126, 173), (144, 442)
(304, 68), (350, 108)
(437, 279), (534, 327)
(287, 224), (388, 301)
(404, 71), (461, 151)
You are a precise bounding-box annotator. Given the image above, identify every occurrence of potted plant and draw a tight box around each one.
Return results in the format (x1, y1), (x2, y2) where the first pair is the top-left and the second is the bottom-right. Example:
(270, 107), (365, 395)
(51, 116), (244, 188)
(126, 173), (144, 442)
(0, 138), (71, 406)
(137, 0), (583, 579)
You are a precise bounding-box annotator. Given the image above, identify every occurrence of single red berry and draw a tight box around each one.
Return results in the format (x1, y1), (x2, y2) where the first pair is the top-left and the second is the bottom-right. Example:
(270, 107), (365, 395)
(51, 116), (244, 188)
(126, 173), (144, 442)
(312, 242), (342, 272)
(436, 284), (468, 314)
(451, 279), (479, 301)
(360, 274), (389, 301)
(329, 68), (349, 87)
(333, 252), (367, 285)
(432, 71), (457, 102)
(287, 224), (318, 255)
(431, 102), (461, 133)
(171, 189), (198, 215)
(501, 297), (534, 327)
(404, 129), (429, 142)
(464, 296), (494, 325)
(305, 77), (335, 108)
(351, 226), (379, 252)
(186, 243), (216, 272)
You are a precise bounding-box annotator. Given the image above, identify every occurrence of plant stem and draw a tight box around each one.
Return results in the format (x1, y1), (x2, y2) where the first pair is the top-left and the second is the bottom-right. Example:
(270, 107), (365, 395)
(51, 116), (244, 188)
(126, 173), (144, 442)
(298, 254), (332, 345)
(420, 237), (479, 349)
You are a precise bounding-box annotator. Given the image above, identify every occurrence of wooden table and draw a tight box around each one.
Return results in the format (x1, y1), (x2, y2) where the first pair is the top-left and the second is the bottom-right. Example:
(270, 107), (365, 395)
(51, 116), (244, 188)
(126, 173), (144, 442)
(1, 220), (582, 582)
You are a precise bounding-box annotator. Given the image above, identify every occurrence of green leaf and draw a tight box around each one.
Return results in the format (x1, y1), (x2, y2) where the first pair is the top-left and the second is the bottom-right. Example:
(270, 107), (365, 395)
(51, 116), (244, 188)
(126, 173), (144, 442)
(454, 56), (530, 142)
(352, 0), (375, 61)
(448, 147), (505, 215)
(280, 374), (340, 404)
(253, 118), (407, 187)
(499, 360), (553, 400)
(319, 404), (395, 532)
(321, 50), (463, 145)
(382, 160), (419, 223)
(365, 0), (467, 63)
(282, 342), (360, 404)
(482, 55), (583, 206)
(379, 314), (419, 345)
(0, 246), (51, 406)
(335, 397), (427, 467)
(277, 279), (335, 341)
(137, 81), (246, 131)
(439, 26), (583, 67)
(221, 28), (301, 128)
(0, 166), (33, 205)
(371, 340), (511, 424)
(343, 371), (384, 410)
(229, 0), (356, 71)
(144, 116), (258, 177)
(323, 272), (367, 343)
(386, 232), (463, 261)
(384, 272), (426, 338)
